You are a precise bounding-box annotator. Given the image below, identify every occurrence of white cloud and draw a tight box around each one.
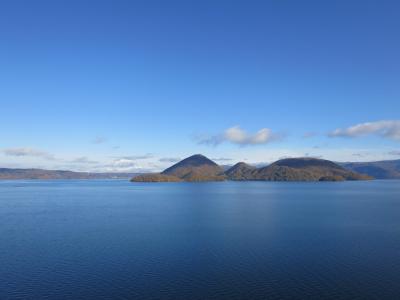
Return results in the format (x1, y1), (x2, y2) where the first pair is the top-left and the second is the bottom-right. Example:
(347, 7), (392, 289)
(108, 159), (137, 168)
(0, 148), (163, 172)
(93, 158), (160, 173)
(329, 120), (400, 140)
(198, 126), (282, 146)
(2, 147), (55, 160)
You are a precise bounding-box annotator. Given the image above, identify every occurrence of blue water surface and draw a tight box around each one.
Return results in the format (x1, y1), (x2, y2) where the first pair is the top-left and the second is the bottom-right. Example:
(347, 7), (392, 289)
(1, 180), (400, 299)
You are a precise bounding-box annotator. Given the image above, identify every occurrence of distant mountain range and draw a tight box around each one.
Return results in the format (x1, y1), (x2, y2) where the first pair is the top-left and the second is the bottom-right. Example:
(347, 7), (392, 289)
(0, 168), (137, 180)
(1, 157), (399, 181)
(341, 160), (400, 179)
(131, 154), (372, 182)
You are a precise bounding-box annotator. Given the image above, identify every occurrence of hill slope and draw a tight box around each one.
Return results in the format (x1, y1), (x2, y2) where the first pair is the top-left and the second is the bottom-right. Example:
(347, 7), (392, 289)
(131, 154), (226, 182)
(253, 158), (372, 181)
(225, 162), (256, 180)
(130, 173), (182, 182)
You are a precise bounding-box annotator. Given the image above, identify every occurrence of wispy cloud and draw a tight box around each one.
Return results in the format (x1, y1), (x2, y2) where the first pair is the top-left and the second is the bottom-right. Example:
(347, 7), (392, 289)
(2, 147), (55, 160)
(388, 150), (400, 156)
(329, 120), (400, 140)
(212, 157), (233, 162)
(107, 159), (137, 169)
(304, 153), (323, 159)
(94, 158), (160, 173)
(114, 154), (154, 160)
(69, 156), (98, 164)
(198, 126), (282, 146)
(303, 132), (318, 138)
(159, 157), (180, 163)
(87, 154), (157, 172)
(92, 136), (107, 144)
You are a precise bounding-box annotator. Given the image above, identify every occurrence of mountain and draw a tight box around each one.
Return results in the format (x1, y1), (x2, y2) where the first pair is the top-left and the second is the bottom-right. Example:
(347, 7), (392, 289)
(132, 155), (371, 182)
(2, 157), (382, 182)
(0, 168), (137, 180)
(225, 162), (256, 180)
(341, 159), (400, 179)
(2, 156), (375, 182)
(161, 154), (226, 181)
(131, 154), (226, 182)
(252, 158), (372, 181)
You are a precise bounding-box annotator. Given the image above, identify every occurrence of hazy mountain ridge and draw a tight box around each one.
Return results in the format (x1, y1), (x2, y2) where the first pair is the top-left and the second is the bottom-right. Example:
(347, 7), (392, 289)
(341, 160), (400, 179)
(0, 168), (137, 180)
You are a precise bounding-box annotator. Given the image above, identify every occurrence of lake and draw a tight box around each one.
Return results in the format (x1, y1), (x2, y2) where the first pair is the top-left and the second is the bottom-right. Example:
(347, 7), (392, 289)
(1, 180), (400, 299)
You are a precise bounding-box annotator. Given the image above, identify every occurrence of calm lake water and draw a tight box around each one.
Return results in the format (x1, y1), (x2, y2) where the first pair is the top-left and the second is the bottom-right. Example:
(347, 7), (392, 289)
(1, 180), (400, 299)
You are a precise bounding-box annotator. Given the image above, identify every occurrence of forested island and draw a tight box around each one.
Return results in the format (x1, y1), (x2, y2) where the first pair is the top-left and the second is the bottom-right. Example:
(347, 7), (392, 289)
(131, 154), (372, 182)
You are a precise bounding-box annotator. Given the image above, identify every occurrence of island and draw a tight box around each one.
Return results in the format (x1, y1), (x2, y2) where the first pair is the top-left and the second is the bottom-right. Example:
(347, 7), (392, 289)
(131, 154), (372, 182)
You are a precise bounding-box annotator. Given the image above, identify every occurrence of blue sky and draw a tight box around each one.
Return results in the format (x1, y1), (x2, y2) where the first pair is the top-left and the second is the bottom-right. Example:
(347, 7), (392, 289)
(1, 0), (400, 172)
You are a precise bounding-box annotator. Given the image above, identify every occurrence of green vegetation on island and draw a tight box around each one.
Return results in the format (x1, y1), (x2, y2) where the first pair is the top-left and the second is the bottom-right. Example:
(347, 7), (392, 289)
(131, 154), (373, 182)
